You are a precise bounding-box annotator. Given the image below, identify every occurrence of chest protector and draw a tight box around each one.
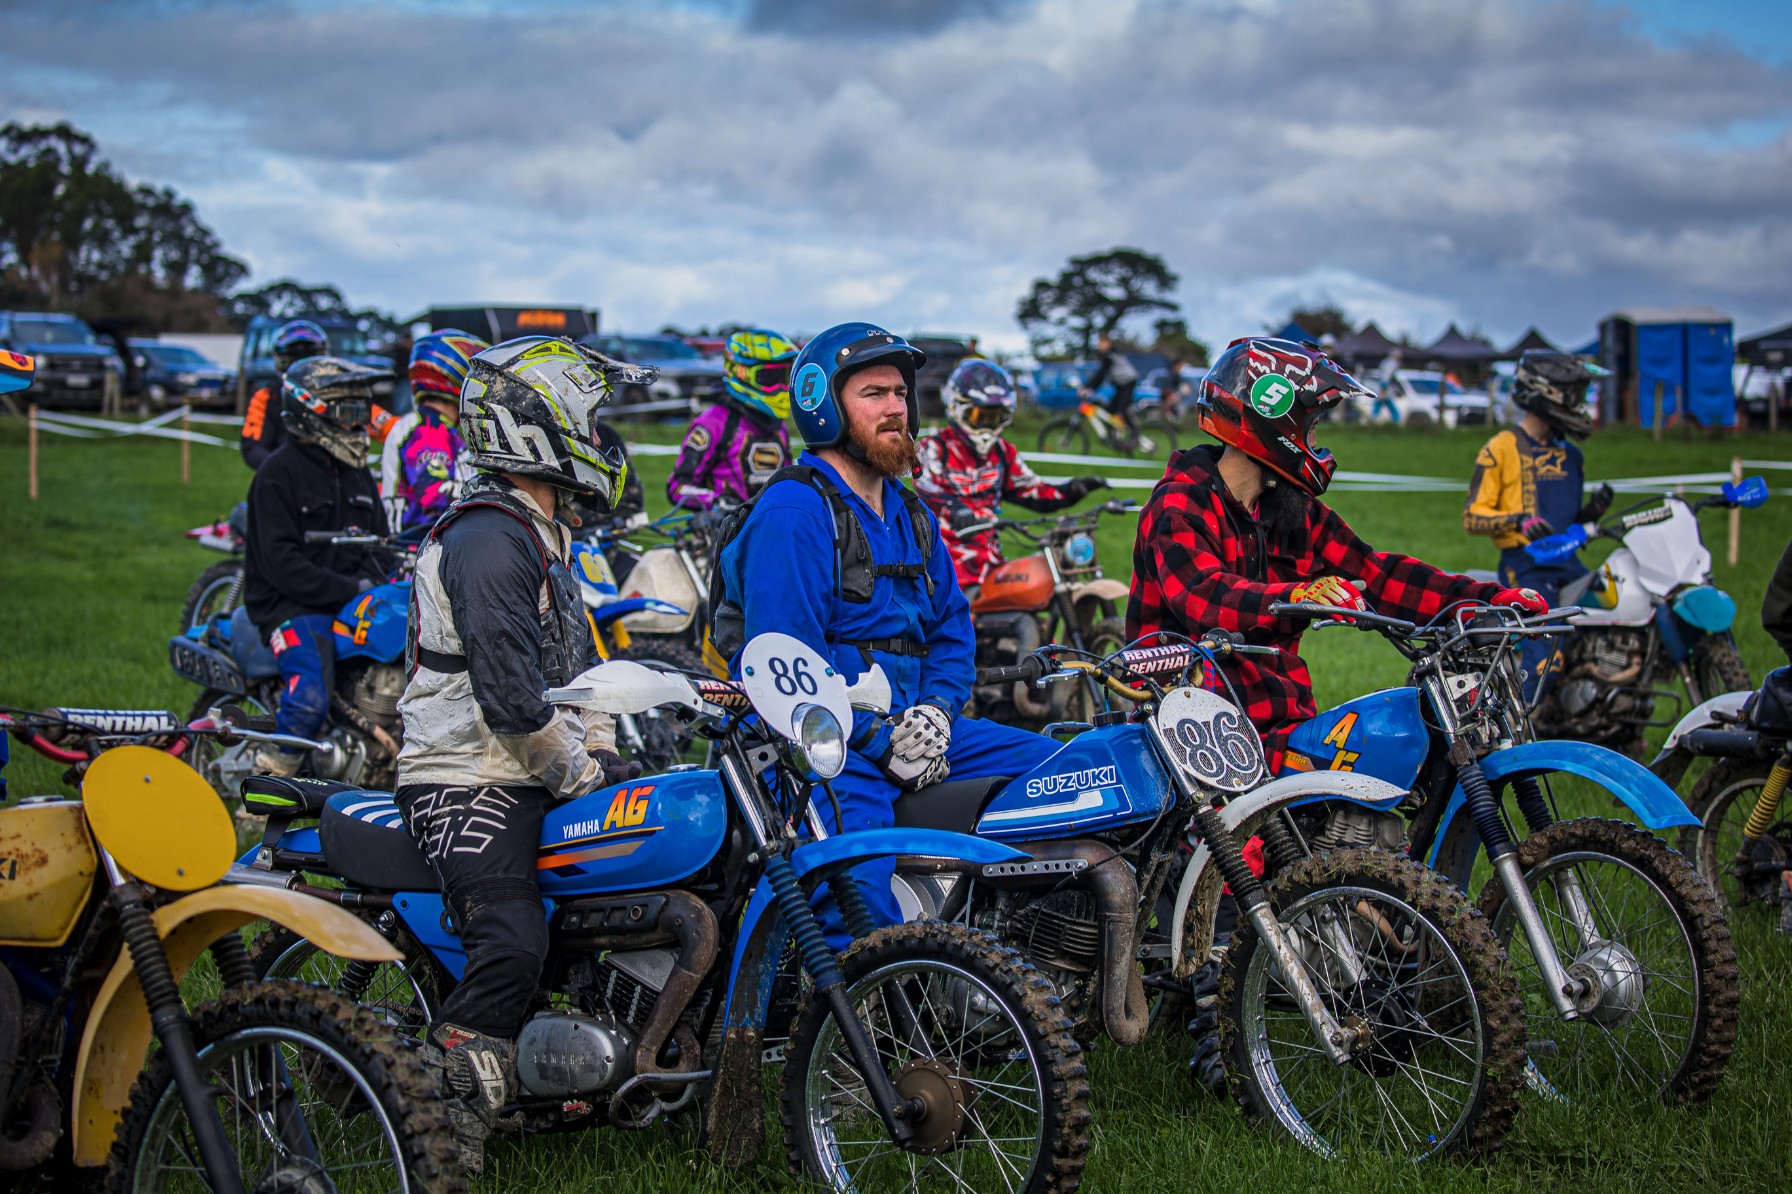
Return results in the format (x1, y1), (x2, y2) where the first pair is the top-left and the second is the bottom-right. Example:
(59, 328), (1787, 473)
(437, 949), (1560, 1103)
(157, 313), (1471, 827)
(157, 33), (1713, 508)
(407, 485), (595, 688)
(707, 464), (936, 662)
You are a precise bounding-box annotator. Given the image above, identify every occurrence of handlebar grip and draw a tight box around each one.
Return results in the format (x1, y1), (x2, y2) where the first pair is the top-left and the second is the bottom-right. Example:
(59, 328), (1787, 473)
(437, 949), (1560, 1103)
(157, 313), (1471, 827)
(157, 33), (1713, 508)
(977, 658), (1044, 686)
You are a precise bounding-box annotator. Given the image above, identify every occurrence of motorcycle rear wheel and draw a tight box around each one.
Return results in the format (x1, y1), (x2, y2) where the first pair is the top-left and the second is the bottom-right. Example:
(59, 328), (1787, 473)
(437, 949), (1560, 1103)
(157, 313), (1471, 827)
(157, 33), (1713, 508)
(248, 925), (440, 1045)
(1219, 848), (1524, 1160)
(1036, 418), (1091, 457)
(181, 560), (243, 634)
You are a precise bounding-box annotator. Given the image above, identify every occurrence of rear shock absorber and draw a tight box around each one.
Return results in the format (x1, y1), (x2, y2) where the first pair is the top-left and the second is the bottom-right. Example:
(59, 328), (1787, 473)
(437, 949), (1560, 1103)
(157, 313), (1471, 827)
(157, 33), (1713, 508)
(1744, 756), (1792, 841)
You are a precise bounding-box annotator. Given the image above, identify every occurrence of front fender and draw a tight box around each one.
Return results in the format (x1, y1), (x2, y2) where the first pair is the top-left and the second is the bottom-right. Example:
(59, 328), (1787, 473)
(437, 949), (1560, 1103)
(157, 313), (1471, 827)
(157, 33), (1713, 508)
(1650, 689), (1753, 786)
(72, 886), (401, 1167)
(1169, 771), (1407, 981)
(1068, 578), (1130, 607)
(1424, 740), (1700, 880)
(591, 596), (687, 628)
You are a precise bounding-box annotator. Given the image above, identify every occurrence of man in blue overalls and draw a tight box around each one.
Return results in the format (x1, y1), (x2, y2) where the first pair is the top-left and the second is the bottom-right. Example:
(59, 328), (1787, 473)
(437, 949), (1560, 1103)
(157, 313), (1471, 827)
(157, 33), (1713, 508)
(719, 323), (1063, 947)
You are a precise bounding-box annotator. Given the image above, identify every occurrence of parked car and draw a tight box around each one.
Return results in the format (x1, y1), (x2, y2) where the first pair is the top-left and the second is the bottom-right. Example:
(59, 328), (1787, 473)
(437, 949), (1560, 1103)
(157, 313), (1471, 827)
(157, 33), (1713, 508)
(1360, 369), (1490, 428)
(910, 334), (980, 416)
(1030, 359), (1165, 411)
(127, 339), (233, 409)
(1735, 362), (1791, 428)
(578, 333), (725, 417)
(236, 316), (396, 412)
(0, 311), (123, 409)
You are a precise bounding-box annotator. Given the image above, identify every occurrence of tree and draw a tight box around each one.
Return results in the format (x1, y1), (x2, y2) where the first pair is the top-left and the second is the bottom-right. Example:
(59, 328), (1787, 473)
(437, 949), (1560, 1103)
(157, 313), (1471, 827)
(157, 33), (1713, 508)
(225, 279), (400, 343)
(1150, 317), (1210, 367)
(1269, 303), (1354, 341)
(1016, 247), (1180, 359)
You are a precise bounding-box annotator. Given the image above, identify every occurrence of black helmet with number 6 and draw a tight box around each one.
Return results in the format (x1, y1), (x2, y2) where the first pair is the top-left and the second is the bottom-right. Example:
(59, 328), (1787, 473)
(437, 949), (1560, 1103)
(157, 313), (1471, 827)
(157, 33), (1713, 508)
(1512, 350), (1606, 441)
(460, 337), (657, 506)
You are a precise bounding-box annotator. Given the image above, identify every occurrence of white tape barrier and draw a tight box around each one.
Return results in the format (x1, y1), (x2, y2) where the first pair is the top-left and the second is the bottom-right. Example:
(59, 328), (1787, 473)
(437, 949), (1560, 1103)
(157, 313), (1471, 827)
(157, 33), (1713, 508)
(31, 405), (227, 446)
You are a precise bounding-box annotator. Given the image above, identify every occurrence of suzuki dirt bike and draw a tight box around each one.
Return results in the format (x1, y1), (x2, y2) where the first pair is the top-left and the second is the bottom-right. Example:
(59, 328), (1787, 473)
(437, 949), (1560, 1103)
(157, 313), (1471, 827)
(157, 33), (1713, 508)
(180, 501), (247, 634)
(1274, 596), (1739, 1105)
(962, 499), (1136, 730)
(0, 720), (457, 1192)
(894, 635), (1525, 1161)
(1511, 477), (1767, 753)
(229, 635), (1093, 1192)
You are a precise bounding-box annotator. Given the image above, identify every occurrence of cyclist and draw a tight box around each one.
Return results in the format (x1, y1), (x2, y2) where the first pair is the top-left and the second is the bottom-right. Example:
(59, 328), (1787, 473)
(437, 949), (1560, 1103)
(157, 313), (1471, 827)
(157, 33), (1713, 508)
(715, 323), (1062, 947)
(915, 358), (1107, 588)
(242, 357), (395, 775)
(666, 328), (794, 511)
(1079, 331), (1140, 442)
(396, 337), (645, 1172)
(1463, 350), (1614, 702)
(379, 328), (489, 529)
(240, 320), (327, 469)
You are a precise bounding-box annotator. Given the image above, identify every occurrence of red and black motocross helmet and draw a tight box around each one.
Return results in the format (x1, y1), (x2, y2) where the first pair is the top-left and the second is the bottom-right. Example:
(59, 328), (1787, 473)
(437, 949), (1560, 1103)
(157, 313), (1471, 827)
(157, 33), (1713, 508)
(1195, 337), (1370, 496)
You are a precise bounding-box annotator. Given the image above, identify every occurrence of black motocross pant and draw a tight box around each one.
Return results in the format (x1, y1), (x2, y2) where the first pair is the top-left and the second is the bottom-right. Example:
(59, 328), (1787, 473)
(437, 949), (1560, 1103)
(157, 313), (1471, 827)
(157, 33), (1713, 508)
(1110, 381), (1138, 433)
(396, 783), (554, 1040)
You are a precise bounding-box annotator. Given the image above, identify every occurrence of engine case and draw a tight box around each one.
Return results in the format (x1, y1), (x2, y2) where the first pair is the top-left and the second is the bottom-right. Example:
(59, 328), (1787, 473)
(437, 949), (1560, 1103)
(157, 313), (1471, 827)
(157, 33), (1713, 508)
(515, 1012), (638, 1098)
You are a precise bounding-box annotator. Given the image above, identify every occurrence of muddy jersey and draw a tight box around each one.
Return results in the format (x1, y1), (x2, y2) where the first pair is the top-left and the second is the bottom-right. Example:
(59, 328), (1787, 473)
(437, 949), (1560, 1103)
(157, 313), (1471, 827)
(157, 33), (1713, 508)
(666, 404), (791, 510)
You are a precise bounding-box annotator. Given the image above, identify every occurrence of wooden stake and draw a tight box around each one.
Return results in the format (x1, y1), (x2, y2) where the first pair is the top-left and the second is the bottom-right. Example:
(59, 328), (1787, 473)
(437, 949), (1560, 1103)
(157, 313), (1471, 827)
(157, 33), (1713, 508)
(1653, 380), (1664, 442)
(180, 407), (191, 485)
(27, 402), (38, 501)
(1728, 456), (1743, 568)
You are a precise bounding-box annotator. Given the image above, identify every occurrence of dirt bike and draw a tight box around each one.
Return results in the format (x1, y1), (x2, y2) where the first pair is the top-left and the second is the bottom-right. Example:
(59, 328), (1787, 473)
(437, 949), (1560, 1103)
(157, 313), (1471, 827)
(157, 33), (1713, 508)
(890, 634), (1525, 1160)
(228, 637), (1094, 1192)
(0, 714), (458, 1191)
(1274, 596), (1739, 1105)
(600, 509), (732, 679)
(180, 501), (247, 634)
(1036, 400), (1175, 458)
(961, 499), (1136, 729)
(1504, 477), (1767, 754)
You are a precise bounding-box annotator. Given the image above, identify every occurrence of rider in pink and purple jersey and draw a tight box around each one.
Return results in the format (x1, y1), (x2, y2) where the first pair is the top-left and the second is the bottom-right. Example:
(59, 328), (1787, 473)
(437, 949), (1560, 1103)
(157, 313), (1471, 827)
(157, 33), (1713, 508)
(666, 329), (794, 510)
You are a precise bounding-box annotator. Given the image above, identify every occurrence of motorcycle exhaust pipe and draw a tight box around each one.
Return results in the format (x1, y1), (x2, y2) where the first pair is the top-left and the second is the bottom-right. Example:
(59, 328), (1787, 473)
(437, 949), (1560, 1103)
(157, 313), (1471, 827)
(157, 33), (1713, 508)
(1682, 727), (1768, 759)
(224, 863), (299, 890)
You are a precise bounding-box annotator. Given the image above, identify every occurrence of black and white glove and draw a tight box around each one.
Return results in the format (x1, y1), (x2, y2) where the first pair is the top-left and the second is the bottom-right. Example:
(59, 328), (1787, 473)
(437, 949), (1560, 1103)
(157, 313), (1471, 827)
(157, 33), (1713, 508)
(1066, 476), (1109, 501)
(590, 748), (642, 788)
(877, 704), (952, 791)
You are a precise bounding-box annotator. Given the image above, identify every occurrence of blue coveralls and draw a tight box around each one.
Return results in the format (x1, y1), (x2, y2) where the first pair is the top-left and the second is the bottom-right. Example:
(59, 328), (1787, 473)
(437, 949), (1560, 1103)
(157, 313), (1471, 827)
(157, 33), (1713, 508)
(1496, 430), (1589, 703)
(720, 453), (1062, 948)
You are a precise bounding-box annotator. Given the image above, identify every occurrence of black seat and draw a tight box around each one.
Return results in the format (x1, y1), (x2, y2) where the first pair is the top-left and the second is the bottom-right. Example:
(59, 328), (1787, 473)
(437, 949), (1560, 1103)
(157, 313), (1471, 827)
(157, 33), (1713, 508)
(892, 777), (1012, 836)
(240, 774), (360, 819)
(319, 792), (440, 892)
(1750, 666), (1792, 737)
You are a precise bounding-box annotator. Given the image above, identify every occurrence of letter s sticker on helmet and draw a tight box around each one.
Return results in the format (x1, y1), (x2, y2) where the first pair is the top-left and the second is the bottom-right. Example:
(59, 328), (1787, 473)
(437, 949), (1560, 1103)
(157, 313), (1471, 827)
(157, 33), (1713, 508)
(1249, 373), (1297, 418)
(793, 363), (828, 413)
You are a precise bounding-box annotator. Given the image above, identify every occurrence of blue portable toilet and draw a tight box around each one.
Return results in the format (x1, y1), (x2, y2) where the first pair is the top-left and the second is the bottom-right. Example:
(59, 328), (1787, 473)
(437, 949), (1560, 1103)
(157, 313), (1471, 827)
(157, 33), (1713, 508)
(1597, 306), (1735, 428)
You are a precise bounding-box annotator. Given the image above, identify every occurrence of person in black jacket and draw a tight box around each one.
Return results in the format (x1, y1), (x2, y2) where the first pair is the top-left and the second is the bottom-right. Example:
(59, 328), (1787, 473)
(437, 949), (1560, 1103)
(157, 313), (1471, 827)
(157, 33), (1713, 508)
(244, 356), (394, 775)
(1764, 538), (1792, 665)
(1080, 331), (1141, 441)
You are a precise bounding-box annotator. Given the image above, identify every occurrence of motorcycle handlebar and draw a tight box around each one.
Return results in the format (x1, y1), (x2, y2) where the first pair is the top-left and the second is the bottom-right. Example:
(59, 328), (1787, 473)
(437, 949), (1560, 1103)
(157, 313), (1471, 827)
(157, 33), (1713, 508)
(303, 530), (383, 546)
(1267, 601), (1419, 635)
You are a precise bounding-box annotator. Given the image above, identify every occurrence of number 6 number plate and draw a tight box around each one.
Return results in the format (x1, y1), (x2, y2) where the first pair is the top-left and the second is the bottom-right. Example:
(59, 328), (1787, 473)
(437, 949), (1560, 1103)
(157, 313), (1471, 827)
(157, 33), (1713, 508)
(1155, 686), (1265, 793)
(739, 632), (851, 741)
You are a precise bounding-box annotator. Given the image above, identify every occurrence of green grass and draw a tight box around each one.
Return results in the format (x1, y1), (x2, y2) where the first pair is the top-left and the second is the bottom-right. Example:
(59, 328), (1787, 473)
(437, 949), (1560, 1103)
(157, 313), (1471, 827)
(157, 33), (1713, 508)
(3, 416), (1791, 1191)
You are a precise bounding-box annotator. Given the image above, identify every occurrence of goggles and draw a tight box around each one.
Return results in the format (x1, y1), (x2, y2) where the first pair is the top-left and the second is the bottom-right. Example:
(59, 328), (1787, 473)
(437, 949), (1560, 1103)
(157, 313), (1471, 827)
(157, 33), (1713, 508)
(731, 358), (792, 395)
(960, 403), (1013, 430)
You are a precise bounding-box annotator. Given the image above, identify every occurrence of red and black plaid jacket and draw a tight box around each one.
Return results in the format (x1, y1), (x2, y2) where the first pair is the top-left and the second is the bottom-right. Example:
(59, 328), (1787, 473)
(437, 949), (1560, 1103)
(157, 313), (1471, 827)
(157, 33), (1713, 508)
(1126, 445), (1501, 766)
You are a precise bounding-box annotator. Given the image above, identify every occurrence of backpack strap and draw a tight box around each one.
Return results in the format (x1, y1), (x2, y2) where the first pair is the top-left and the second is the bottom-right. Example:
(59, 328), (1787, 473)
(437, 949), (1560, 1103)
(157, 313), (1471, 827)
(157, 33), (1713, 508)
(407, 494), (553, 677)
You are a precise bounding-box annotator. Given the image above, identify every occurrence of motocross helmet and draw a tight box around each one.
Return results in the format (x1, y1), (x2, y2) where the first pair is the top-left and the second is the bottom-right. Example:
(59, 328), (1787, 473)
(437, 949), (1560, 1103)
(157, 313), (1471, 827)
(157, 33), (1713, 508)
(272, 319), (328, 374)
(788, 323), (926, 451)
(408, 328), (489, 406)
(281, 356), (391, 466)
(1512, 350), (1606, 441)
(943, 358), (1017, 453)
(1195, 337), (1370, 496)
(721, 328), (798, 422)
(460, 336), (654, 505)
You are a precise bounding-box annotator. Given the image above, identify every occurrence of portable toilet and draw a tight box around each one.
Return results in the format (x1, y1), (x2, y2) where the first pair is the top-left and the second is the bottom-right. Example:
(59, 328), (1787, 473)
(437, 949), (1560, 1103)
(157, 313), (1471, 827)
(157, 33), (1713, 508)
(1597, 306), (1735, 427)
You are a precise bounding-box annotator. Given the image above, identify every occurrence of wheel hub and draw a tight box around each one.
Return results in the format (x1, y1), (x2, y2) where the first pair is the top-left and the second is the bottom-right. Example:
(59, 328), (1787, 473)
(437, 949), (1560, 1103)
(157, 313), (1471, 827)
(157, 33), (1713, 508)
(894, 1059), (970, 1155)
(1568, 942), (1646, 1027)
(1346, 979), (1420, 1077)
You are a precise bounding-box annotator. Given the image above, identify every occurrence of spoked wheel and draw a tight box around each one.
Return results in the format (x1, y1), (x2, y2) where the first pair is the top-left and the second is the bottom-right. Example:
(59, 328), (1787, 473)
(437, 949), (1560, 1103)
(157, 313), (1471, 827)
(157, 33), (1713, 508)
(181, 560), (244, 634)
(106, 981), (460, 1193)
(1690, 635), (1752, 706)
(780, 921), (1091, 1194)
(1036, 417), (1090, 457)
(249, 926), (440, 1044)
(1480, 818), (1739, 1105)
(1680, 759), (1791, 913)
(1126, 416), (1177, 458)
(1219, 848), (1524, 1160)
(186, 689), (275, 806)
(1060, 616), (1127, 726)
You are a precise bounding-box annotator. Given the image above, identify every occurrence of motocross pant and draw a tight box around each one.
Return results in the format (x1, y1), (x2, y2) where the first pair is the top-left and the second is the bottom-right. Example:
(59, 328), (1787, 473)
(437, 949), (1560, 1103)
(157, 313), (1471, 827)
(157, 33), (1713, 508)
(1498, 551), (1588, 705)
(396, 783), (554, 1040)
(814, 717), (1063, 951)
(268, 614), (336, 750)
(1109, 381), (1138, 437)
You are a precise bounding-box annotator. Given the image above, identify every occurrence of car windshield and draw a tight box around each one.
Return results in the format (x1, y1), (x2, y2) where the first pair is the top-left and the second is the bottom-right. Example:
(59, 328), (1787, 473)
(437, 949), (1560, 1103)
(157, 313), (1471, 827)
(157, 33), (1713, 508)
(13, 317), (99, 346)
(325, 328), (371, 356)
(628, 337), (700, 361)
(142, 345), (212, 367)
(1403, 375), (1466, 396)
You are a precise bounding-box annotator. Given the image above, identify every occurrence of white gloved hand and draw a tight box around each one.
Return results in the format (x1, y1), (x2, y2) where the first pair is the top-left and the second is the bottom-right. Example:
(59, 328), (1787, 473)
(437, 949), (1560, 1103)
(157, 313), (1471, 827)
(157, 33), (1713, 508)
(881, 750), (950, 792)
(888, 703), (952, 765)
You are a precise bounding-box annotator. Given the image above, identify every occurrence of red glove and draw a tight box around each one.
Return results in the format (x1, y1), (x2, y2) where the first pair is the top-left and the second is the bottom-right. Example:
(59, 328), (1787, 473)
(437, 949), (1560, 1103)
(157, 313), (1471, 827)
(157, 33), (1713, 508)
(1290, 575), (1368, 623)
(1492, 587), (1549, 615)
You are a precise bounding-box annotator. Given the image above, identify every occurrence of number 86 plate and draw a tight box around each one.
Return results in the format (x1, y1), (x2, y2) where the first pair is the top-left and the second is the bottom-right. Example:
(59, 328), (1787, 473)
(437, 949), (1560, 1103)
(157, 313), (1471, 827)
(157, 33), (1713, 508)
(1155, 686), (1265, 793)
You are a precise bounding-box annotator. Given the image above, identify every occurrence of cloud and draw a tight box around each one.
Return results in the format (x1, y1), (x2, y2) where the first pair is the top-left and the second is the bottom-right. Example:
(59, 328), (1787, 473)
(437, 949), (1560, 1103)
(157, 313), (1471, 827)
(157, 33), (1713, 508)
(2, 0), (1789, 347)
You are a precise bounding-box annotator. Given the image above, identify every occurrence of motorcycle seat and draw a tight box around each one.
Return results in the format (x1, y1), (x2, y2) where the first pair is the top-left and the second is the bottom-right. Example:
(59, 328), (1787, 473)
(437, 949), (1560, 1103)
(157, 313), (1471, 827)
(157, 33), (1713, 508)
(240, 774), (360, 819)
(318, 792), (440, 892)
(892, 777), (1012, 836)
(227, 607), (280, 681)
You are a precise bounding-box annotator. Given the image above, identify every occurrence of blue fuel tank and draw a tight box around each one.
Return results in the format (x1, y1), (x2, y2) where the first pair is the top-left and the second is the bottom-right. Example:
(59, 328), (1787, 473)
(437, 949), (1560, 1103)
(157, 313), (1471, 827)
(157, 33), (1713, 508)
(1282, 687), (1428, 791)
(976, 723), (1171, 841)
(535, 768), (729, 896)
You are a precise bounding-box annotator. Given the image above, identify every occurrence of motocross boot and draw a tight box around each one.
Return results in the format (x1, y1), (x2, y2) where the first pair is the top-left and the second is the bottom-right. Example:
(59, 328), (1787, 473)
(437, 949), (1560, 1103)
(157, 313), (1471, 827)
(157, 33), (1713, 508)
(419, 1023), (516, 1176)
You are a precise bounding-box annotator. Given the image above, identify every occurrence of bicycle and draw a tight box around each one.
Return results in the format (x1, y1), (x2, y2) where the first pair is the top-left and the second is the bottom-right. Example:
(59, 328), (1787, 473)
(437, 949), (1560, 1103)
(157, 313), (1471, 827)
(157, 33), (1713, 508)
(1036, 398), (1176, 457)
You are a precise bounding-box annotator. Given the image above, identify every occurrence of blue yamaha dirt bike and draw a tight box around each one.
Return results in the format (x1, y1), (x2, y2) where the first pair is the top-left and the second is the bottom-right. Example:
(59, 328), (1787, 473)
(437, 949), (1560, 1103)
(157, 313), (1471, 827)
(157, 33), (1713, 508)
(226, 634), (1093, 1193)
(888, 636), (1525, 1161)
(1270, 596), (1739, 1107)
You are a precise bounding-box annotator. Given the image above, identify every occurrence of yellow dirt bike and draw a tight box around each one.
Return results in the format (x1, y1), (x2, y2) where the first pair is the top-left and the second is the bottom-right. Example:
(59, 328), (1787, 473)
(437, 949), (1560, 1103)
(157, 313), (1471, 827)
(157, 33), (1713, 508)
(0, 734), (461, 1192)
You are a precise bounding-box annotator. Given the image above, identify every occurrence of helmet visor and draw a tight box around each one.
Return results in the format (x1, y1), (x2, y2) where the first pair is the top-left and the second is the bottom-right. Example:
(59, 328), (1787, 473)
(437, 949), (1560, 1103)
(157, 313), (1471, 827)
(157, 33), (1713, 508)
(734, 359), (792, 395)
(960, 403), (1014, 431)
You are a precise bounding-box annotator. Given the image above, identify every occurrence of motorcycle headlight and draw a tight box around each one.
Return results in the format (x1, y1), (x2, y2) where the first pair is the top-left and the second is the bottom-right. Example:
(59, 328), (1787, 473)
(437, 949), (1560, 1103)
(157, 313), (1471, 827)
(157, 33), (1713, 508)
(791, 701), (846, 780)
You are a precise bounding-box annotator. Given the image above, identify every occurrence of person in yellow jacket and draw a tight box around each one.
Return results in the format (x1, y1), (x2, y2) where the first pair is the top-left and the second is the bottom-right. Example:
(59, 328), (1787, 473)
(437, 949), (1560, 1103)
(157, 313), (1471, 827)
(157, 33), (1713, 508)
(1464, 351), (1613, 701)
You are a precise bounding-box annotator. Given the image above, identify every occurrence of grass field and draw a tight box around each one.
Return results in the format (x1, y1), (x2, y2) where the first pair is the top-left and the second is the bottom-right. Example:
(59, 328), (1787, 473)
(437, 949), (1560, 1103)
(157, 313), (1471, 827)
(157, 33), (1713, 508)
(2, 413), (1790, 1192)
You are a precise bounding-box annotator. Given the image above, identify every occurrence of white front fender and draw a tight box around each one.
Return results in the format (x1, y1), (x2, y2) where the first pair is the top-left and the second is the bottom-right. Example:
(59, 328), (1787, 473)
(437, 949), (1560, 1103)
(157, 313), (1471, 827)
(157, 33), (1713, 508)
(1168, 771), (1407, 980)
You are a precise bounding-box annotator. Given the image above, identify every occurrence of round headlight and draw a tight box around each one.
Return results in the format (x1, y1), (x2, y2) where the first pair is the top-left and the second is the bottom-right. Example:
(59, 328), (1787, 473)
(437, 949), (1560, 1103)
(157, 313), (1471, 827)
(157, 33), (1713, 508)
(1061, 533), (1097, 568)
(791, 701), (846, 780)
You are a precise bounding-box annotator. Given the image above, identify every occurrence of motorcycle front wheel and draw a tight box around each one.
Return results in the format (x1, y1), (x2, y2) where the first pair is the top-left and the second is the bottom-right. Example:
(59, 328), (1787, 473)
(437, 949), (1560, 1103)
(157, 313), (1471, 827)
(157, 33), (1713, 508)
(1219, 848), (1524, 1160)
(1479, 818), (1739, 1105)
(105, 981), (460, 1194)
(780, 921), (1091, 1194)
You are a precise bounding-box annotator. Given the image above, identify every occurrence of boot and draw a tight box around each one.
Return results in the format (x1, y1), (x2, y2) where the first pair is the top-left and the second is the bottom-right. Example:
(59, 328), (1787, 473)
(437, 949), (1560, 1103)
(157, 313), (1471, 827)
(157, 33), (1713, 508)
(419, 1023), (515, 1176)
(251, 746), (304, 777)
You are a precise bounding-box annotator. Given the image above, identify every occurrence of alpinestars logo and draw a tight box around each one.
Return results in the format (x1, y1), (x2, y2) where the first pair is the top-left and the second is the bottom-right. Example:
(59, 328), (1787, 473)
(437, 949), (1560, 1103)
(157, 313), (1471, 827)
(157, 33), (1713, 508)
(1025, 764), (1118, 800)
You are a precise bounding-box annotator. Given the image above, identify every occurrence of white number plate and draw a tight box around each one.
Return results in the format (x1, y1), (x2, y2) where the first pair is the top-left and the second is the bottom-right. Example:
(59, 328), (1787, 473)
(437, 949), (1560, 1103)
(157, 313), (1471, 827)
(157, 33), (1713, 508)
(1155, 686), (1265, 793)
(740, 632), (850, 741)
(64, 374), (92, 387)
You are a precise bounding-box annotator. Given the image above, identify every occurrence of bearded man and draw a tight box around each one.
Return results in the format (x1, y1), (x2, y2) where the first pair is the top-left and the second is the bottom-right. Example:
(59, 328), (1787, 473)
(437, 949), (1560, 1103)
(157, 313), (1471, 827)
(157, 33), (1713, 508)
(717, 323), (1061, 947)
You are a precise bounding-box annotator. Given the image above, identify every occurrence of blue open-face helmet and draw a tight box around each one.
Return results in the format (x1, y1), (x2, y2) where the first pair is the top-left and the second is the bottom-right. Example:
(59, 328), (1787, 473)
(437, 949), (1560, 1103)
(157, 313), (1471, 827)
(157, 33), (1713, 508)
(788, 323), (927, 450)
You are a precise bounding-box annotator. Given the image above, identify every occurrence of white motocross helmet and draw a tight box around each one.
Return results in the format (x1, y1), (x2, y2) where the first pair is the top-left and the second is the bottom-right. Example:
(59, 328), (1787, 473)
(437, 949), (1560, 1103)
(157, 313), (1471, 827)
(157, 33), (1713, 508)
(943, 358), (1018, 453)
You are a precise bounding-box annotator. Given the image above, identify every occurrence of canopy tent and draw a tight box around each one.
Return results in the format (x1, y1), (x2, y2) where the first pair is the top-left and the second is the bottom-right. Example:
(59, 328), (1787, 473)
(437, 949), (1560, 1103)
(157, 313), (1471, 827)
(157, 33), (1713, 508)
(1270, 320), (1316, 344)
(1499, 327), (1558, 359)
(1738, 319), (1792, 367)
(1331, 322), (1400, 367)
(1413, 324), (1499, 366)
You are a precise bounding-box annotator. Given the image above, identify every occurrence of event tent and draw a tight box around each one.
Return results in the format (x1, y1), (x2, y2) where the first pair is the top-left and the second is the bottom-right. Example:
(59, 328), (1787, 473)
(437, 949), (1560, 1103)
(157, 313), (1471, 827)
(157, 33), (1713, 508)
(1415, 325), (1499, 365)
(1332, 322), (1399, 367)
(1500, 327), (1558, 359)
(1738, 320), (1792, 367)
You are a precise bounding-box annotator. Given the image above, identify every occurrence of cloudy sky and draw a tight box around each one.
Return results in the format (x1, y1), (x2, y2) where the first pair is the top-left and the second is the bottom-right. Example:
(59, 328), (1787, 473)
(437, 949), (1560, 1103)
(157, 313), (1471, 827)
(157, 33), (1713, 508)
(3, 0), (1789, 352)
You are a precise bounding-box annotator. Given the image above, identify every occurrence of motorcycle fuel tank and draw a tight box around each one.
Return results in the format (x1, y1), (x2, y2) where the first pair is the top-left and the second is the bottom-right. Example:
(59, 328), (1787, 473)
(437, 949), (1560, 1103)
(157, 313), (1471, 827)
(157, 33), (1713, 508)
(0, 801), (97, 947)
(1569, 549), (1655, 626)
(1281, 687), (1428, 792)
(971, 554), (1054, 614)
(333, 581), (411, 663)
(536, 769), (728, 896)
(977, 723), (1171, 839)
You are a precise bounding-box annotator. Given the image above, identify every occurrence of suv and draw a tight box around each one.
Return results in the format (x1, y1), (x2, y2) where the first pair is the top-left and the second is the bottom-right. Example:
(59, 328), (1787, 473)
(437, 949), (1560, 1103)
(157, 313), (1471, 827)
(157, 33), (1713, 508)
(0, 311), (123, 409)
(1359, 369), (1490, 429)
(236, 316), (397, 412)
(578, 334), (724, 418)
(128, 339), (234, 409)
(908, 335), (979, 416)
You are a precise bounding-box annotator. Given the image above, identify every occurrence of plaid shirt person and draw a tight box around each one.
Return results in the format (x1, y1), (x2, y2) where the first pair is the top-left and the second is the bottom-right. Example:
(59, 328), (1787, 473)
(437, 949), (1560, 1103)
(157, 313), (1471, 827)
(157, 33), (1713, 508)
(1126, 445), (1501, 767)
